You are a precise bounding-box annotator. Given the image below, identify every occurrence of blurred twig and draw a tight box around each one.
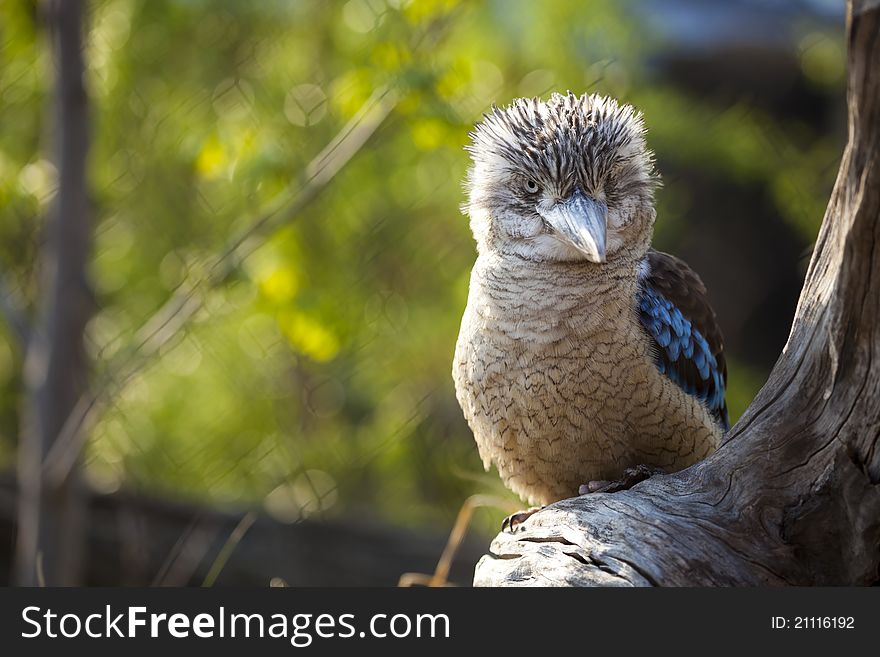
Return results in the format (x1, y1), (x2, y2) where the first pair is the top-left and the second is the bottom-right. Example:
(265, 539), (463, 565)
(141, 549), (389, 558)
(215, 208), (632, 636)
(398, 494), (518, 587)
(152, 516), (220, 587)
(201, 511), (257, 587)
(151, 513), (204, 587)
(0, 275), (31, 345)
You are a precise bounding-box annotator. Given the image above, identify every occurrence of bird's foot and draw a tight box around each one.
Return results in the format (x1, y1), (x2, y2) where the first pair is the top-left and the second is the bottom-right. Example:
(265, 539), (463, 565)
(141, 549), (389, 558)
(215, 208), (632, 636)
(578, 464), (665, 495)
(501, 506), (543, 533)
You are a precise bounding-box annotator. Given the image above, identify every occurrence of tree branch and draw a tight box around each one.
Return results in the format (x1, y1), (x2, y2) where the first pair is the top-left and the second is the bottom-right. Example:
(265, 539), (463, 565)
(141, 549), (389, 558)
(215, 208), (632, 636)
(474, 0), (880, 587)
(15, 0), (92, 586)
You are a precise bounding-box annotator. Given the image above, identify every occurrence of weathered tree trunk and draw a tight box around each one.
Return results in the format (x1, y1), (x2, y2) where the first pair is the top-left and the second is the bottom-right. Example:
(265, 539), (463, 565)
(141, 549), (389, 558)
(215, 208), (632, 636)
(14, 0), (91, 586)
(474, 0), (880, 587)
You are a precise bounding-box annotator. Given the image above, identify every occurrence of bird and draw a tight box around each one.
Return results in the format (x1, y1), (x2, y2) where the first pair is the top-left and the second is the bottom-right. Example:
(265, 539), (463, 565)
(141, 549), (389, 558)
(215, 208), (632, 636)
(452, 92), (728, 512)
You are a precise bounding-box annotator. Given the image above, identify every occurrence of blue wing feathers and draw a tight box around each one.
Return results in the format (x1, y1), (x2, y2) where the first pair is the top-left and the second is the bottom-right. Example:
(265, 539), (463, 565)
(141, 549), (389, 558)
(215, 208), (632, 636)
(638, 283), (729, 431)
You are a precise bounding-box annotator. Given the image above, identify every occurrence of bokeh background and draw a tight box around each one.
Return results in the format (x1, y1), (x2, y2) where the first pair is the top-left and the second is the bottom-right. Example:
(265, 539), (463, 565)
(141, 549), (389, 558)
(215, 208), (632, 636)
(0, 0), (846, 585)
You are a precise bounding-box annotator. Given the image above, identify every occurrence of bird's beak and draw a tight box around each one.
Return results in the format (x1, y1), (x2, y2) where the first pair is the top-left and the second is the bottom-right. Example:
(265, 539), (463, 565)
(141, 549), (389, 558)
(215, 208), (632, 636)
(538, 190), (607, 263)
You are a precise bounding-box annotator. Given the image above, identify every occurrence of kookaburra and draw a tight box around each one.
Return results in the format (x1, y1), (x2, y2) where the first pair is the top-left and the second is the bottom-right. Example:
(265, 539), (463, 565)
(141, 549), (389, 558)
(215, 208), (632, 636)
(453, 92), (728, 510)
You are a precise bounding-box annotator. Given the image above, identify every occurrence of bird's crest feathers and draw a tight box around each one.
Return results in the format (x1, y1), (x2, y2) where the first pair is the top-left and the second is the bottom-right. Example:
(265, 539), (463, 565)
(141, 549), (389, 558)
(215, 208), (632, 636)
(466, 92), (659, 199)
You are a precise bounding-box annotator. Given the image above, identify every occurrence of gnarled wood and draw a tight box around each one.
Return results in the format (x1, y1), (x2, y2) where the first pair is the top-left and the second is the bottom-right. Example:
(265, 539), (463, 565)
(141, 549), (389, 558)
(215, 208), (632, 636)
(474, 0), (880, 587)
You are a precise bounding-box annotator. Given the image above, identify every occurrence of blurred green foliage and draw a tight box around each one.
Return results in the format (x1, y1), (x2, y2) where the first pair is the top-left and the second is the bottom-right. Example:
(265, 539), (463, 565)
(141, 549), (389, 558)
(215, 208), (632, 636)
(0, 0), (843, 533)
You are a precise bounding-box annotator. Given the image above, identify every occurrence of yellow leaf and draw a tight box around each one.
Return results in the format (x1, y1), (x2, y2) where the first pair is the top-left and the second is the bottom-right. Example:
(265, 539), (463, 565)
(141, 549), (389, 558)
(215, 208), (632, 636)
(280, 311), (340, 362)
(260, 267), (299, 303)
(196, 134), (227, 179)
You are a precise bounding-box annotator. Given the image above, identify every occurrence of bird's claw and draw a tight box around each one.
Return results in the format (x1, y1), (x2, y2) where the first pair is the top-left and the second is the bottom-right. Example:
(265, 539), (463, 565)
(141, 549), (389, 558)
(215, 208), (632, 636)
(501, 506), (542, 533)
(579, 464), (664, 495)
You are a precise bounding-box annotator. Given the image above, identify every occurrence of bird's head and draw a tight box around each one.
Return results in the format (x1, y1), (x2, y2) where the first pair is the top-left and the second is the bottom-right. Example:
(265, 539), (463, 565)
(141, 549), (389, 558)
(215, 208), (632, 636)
(464, 92), (659, 264)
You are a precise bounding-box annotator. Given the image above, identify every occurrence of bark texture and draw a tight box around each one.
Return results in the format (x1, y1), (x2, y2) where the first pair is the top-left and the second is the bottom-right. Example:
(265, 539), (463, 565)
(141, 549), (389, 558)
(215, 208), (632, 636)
(474, 0), (880, 587)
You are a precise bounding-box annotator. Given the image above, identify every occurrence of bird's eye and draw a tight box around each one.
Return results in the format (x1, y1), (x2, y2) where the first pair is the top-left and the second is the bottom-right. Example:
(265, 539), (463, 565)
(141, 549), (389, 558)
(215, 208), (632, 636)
(524, 179), (540, 194)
